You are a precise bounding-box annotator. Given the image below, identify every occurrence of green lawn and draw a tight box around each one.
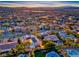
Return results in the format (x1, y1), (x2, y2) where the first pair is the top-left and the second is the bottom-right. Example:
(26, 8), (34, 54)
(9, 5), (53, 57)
(35, 52), (46, 57)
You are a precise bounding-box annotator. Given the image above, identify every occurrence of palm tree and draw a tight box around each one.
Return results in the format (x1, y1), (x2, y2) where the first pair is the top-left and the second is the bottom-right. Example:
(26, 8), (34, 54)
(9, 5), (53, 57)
(17, 38), (23, 44)
(15, 38), (26, 54)
(7, 48), (17, 56)
(29, 48), (35, 57)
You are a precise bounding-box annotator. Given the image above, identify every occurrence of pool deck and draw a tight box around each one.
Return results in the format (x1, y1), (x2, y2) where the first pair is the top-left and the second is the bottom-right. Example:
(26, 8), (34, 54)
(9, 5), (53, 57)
(63, 47), (79, 57)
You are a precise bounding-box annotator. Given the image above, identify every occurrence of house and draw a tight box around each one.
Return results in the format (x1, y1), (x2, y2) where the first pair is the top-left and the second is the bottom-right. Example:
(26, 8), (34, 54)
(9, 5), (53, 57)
(44, 35), (59, 41)
(66, 35), (77, 40)
(22, 35), (41, 48)
(0, 42), (17, 52)
(58, 31), (77, 40)
(58, 31), (67, 38)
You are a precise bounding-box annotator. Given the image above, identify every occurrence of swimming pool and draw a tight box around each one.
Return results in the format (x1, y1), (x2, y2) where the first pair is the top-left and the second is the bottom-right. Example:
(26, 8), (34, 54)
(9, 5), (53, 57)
(18, 54), (28, 57)
(40, 29), (47, 33)
(66, 49), (79, 57)
(46, 51), (60, 57)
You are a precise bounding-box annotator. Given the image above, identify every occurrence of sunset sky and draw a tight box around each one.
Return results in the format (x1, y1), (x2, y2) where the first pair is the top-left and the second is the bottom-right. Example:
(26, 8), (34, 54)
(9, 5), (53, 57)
(0, 1), (79, 7)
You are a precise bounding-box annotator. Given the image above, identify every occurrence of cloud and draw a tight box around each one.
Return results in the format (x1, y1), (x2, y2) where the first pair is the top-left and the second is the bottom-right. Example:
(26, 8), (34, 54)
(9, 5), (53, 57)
(0, 1), (79, 7)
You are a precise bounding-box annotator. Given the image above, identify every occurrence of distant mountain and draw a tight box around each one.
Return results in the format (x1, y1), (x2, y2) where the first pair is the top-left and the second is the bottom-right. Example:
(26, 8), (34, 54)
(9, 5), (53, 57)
(0, 6), (79, 11)
(60, 6), (79, 9)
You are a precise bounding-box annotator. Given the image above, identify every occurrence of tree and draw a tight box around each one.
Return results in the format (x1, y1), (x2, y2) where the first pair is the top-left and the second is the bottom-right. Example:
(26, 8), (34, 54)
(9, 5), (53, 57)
(17, 38), (22, 44)
(51, 32), (57, 35)
(56, 33), (63, 40)
(72, 43), (78, 47)
(55, 46), (61, 52)
(37, 35), (44, 40)
(43, 40), (55, 52)
(0, 40), (1, 43)
(0, 49), (2, 54)
(16, 38), (26, 54)
(7, 38), (12, 42)
(29, 49), (35, 57)
(7, 48), (17, 56)
(16, 44), (25, 50)
(74, 34), (79, 38)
